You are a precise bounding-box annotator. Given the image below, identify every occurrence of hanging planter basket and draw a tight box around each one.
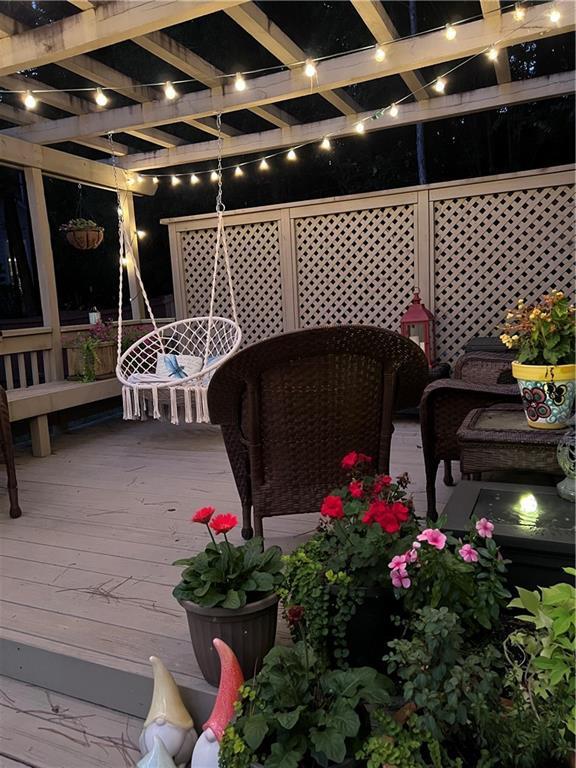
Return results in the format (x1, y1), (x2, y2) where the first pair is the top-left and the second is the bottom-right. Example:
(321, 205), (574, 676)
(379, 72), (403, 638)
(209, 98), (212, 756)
(60, 219), (104, 250)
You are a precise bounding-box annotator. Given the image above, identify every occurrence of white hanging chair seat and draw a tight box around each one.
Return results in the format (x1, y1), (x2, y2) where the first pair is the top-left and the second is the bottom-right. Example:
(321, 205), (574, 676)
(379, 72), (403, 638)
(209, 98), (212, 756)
(117, 316), (241, 424)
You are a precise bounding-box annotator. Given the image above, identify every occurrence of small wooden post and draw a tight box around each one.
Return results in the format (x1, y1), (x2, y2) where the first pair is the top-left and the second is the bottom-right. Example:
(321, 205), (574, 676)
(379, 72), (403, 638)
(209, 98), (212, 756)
(119, 191), (145, 320)
(24, 167), (64, 380)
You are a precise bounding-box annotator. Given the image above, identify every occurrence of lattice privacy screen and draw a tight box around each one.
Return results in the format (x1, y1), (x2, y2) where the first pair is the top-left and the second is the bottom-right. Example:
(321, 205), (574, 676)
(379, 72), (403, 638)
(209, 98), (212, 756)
(181, 220), (284, 346)
(434, 185), (575, 365)
(295, 205), (416, 329)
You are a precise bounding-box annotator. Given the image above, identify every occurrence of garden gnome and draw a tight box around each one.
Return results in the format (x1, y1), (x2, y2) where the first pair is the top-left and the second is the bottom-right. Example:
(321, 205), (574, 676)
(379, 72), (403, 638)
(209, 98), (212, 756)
(191, 638), (244, 768)
(139, 656), (196, 767)
(137, 736), (177, 768)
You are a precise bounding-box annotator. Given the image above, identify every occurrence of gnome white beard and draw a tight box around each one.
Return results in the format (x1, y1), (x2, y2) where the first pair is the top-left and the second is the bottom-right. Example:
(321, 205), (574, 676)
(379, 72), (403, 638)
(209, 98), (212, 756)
(139, 721), (197, 767)
(190, 728), (219, 768)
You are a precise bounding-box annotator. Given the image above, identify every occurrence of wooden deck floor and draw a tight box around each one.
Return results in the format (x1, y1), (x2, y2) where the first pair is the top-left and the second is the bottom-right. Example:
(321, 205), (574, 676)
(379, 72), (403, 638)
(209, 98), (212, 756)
(0, 416), (457, 767)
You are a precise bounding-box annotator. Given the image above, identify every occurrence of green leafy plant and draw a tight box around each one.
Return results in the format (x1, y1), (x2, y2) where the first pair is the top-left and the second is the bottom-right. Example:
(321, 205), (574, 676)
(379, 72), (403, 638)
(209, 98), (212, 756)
(60, 217), (103, 231)
(173, 507), (283, 609)
(384, 606), (502, 743)
(219, 641), (390, 768)
(500, 291), (575, 365)
(279, 452), (418, 665)
(80, 337), (99, 382)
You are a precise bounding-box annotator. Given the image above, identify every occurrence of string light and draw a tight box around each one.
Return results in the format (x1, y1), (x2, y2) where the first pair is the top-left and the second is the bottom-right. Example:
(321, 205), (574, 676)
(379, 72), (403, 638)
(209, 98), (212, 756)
(190, 174), (200, 185)
(320, 137), (332, 150)
(234, 72), (246, 91)
(127, 177), (134, 186)
(287, 148), (297, 160)
(549, 7), (561, 23)
(234, 165), (244, 177)
(117, 205), (123, 217)
(95, 87), (108, 107)
(171, 175), (180, 186)
(120, 255), (129, 267)
(23, 90), (37, 109)
(513, 3), (525, 21)
(445, 24), (457, 40)
(136, 174), (144, 183)
(164, 81), (177, 99)
(304, 59), (317, 78)
(210, 170), (219, 182)
(487, 46), (498, 61)
(152, 177), (159, 184)
(259, 158), (270, 170)
(374, 45), (386, 62)
(433, 77), (446, 94)
(355, 121), (365, 134)
(389, 103), (399, 118)
(136, 230), (146, 239)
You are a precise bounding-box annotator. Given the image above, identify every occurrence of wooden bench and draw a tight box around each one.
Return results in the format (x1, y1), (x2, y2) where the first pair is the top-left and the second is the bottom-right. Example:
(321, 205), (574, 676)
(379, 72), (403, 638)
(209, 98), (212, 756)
(7, 378), (121, 457)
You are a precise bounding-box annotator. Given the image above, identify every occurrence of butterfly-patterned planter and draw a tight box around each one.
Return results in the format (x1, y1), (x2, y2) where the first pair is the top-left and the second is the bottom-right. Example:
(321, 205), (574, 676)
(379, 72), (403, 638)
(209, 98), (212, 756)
(512, 362), (575, 430)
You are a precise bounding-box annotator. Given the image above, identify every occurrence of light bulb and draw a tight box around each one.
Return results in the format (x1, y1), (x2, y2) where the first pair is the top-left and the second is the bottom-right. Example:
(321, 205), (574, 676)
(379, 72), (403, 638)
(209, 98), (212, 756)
(433, 77), (446, 94)
(136, 174), (143, 184)
(304, 59), (317, 78)
(234, 73), (246, 91)
(355, 122), (365, 134)
(549, 7), (561, 23)
(234, 166), (244, 177)
(513, 3), (525, 21)
(23, 90), (37, 109)
(164, 81), (177, 99)
(127, 177), (135, 186)
(287, 149), (297, 161)
(389, 103), (399, 118)
(210, 170), (219, 182)
(190, 174), (200, 185)
(152, 177), (159, 184)
(171, 175), (181, 186)
(445, 24), (457, 40)
(374, 45), (386, 62)
(117, 206), (123, 217)
(136, 230), (146, 240)
(95, 87), (108, 107)
(259, 158), (269, 171)
(320, 137), (332, 150)
(487, 46), (498, 61)
(120, 256), (129, 267)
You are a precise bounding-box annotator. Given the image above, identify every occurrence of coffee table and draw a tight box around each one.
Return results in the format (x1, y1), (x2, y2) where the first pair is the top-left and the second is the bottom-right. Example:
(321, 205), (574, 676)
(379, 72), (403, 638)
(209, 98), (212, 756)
(443, 480), (574, 589)
(457, 403), (566, 479)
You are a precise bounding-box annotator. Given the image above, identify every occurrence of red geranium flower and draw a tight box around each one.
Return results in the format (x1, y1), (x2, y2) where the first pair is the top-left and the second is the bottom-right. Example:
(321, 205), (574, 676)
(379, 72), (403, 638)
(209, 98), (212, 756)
(349, 480), (364, 499)
(379, 514), (400, 534)
(192, 506), (215, 524)
(341, 451), (372, 470)
(373, 475), (392, 494)
(210, 513), (238, 534)
(391, 501), (409, 522)
(320, 495), (345, 519)
(286, 605), (305, 627)
(357, 453), (372, 465)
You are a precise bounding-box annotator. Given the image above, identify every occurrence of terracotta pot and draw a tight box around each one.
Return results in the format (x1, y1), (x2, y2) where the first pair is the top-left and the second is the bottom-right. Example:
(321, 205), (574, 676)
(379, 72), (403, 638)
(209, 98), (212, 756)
(65, 228), (104, 250)
(179, 592), (278, 686)
(65, 341), (117, 380)
(512, 361), (575, 430)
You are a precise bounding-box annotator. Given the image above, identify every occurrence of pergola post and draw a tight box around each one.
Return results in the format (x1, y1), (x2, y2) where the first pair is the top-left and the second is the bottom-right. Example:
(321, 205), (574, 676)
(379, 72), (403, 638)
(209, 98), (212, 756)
(24, 167), (64, 381)
(119, 190), (145, 320)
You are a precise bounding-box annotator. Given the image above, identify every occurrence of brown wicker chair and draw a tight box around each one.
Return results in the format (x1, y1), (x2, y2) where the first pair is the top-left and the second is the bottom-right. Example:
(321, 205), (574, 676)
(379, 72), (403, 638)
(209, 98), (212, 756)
(420, 351), (520, 520)
(0, 385), (22, 518)
(208, 326), (429, 539)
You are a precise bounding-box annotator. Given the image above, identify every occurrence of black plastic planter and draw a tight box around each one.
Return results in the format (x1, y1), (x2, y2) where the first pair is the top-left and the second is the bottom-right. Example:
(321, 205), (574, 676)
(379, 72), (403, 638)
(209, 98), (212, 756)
(179, 592), (279, 686)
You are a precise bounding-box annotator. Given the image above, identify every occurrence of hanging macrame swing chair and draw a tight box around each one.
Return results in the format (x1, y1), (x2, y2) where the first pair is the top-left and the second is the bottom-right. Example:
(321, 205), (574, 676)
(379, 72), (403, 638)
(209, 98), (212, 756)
(113, 122), (242, 425)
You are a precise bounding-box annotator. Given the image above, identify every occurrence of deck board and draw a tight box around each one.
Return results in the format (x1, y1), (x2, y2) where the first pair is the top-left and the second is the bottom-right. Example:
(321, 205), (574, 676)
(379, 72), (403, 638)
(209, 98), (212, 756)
(0, 415), (456, 766)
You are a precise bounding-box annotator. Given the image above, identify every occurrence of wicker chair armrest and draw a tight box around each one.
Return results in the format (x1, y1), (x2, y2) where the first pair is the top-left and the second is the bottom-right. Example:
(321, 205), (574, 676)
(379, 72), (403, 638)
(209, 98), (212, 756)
(453, 352), (515, 385)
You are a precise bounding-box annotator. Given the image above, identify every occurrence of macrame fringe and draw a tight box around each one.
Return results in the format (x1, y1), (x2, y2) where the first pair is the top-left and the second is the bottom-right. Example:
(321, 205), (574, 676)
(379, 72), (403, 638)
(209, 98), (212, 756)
(152, 387), (160, 419)
(201, 388), (210, 423)
(184, 388), (193, 423)
(170, 388), (179, 425)
(132, 387), (141, 418)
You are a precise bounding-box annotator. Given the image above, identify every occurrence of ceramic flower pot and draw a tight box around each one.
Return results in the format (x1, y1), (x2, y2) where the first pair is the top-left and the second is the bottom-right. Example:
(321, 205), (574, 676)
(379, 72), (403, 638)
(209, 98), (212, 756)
(179, 592), (278, 686)
(512, 362), (575, 430)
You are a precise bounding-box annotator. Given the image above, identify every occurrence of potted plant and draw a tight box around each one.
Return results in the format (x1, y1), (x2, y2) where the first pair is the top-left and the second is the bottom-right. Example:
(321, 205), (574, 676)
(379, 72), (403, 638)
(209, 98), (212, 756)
(500, 291), (575, 429)
(218, 639), (390, 768)
(64, 321), (150, 382)
(279, 452), (419, 669)
(173, 508), (283, 686)
(60, 217), (104, 250)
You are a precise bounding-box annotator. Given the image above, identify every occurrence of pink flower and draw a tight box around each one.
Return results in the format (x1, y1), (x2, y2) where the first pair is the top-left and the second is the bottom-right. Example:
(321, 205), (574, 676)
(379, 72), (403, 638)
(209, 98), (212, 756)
(191, 506), (215, 524)
(459, 543), (479, 563)
(417, 528), (447, 550)
(388, 554), (407, 570)
(348, 480), (364, 499)
(411, 541), (421, 549)
(391, 566), (411, 589)
(475, 518), (494, 539)
(406, 547), (419, 563)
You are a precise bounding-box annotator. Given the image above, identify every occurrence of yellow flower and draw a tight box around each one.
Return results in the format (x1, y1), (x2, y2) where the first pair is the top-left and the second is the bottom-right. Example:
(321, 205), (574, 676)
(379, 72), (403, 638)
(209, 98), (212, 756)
(517, 299), (525, 307)
(511, 334), (519, 341)
(506, 312), (514, 319)
(529, 309), (541, 320)
(555, 291), (564, 298)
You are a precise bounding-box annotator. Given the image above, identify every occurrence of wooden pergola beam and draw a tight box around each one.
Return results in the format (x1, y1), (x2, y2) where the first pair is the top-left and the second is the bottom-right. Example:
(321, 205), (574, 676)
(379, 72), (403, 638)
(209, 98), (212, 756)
(0, 0), (244, 76)
(225, 2), (362, 116)
(0, 132), (156, 194)
(4, 3), (572, 144)
(118, 72), (574, 171)
(480, 0), (512, 84)
(350, 0), (429, 100)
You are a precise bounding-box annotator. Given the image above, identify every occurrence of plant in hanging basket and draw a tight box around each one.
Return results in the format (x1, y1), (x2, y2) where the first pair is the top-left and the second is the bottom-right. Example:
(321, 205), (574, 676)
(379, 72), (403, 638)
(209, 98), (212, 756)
(60, 217), (104, 250)
(172, 508), (284, 685)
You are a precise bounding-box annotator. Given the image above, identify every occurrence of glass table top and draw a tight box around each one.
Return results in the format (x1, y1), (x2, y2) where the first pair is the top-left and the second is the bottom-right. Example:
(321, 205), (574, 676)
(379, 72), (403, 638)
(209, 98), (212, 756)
(473, 489), (574, 533)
